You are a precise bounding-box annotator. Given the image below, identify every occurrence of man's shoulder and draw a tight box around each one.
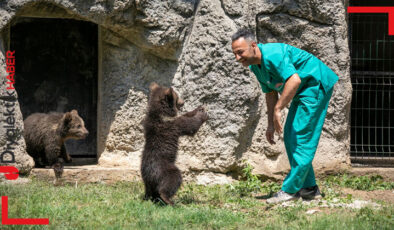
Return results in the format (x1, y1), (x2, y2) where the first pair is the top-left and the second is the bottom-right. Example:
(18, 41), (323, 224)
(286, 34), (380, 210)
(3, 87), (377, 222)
(259, 43), (289, 63)
(259, 43), (288, 49)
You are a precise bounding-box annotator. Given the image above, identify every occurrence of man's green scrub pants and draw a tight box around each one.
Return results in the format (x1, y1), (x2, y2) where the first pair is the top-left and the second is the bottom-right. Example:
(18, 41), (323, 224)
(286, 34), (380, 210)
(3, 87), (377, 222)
(250, 43), (339, 193)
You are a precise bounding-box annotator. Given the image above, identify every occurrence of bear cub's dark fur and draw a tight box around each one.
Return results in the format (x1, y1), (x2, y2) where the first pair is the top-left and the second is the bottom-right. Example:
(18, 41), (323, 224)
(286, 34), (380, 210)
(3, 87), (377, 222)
(24, 110), (89, 178)
(141, 83), (208, 205)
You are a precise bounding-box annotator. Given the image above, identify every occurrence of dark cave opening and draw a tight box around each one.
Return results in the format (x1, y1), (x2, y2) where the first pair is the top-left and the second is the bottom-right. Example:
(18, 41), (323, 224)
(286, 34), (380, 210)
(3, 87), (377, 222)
(11, 17), (98, 160)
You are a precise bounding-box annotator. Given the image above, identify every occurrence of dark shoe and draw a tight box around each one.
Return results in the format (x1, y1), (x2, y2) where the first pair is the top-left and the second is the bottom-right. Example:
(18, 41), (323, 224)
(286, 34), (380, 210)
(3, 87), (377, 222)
(266, 190), (300, 204)
(299, 185), (322, 200)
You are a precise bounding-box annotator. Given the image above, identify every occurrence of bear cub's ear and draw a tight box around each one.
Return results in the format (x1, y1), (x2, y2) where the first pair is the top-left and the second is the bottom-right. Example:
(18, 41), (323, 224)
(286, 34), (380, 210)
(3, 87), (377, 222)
(165, 88), (174, 107)
(149, 82), (159, 91)
(63, 112), (73, 125)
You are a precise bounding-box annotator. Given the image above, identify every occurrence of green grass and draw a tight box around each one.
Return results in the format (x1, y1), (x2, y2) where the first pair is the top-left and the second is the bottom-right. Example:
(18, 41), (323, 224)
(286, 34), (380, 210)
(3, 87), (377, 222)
(0, 174), (393, 230)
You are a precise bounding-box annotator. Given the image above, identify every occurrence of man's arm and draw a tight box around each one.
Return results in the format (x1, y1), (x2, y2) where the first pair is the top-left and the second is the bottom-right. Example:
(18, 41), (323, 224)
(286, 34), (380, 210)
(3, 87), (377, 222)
(265, 90), (278, 144)
(266, 91), (278, 129)
(273, 73), (301, 133)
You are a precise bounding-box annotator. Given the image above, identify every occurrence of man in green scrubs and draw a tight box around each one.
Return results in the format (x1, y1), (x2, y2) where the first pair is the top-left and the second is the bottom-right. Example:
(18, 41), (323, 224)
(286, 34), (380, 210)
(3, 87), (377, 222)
(231, 29), (338, 204)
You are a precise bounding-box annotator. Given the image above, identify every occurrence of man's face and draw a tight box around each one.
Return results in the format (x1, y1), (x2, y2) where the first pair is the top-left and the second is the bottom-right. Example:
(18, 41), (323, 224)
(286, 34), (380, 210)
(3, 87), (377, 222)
(232, 37), (257, 67)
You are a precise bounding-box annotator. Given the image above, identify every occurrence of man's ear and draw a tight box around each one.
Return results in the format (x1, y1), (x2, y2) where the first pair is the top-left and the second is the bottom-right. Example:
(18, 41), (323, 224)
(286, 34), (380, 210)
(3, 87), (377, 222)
(251, 41), (258, 54)
(251, 41), (257, 49)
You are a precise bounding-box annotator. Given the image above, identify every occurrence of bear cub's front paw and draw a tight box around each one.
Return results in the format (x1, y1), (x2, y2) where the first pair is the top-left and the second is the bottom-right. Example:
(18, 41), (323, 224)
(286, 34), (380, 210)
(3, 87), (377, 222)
(196, 106), (209, 122)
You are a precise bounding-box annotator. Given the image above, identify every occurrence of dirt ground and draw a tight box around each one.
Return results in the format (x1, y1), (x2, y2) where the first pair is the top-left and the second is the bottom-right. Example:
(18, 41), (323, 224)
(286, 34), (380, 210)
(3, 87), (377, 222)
(341, 187), (394, 204)
(349, 167), (394, 182)
(344, 167), (394, 204)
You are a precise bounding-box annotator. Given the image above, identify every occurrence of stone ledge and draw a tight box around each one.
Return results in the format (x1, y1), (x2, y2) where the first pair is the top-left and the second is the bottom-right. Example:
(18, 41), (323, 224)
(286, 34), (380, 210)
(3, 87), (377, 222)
(29, 166), (394, 185)
(30, 166), (140, 184)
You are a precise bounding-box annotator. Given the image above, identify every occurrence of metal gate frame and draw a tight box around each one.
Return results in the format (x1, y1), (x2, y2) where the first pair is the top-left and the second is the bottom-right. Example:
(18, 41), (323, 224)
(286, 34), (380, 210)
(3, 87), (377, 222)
(349, 12), (394, 167)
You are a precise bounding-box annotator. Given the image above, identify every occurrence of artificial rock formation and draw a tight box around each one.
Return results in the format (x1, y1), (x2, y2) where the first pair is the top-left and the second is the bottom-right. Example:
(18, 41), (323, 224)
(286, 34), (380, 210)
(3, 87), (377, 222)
(0, 0), (351, 184)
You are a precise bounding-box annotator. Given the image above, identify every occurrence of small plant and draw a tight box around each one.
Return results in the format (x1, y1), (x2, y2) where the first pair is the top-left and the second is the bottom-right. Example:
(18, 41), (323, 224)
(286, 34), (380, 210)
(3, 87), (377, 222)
(260, 181), (281, 196)
(229, 163), (262, 196)
(227, 163), (283, 197)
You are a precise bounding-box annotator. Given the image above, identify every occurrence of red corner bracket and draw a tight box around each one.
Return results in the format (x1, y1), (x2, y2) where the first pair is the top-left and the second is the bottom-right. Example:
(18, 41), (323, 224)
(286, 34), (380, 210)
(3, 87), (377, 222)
(0, 166), (49, 225)
(348, 7), (394, 35)
(2, 196), (49, 225)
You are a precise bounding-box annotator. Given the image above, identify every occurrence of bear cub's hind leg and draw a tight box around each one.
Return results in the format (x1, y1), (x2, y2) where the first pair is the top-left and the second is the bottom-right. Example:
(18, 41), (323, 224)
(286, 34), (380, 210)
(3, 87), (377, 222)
(158, 166), (182, 206)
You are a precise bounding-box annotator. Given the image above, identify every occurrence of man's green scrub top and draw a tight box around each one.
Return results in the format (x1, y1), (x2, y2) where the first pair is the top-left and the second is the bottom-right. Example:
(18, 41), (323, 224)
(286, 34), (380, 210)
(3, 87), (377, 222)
(249, 43), (338, 95)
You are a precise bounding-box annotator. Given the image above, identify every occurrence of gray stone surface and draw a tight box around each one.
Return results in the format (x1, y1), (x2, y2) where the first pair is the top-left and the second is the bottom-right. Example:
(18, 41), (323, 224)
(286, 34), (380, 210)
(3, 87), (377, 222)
(0, 0), (351, 183)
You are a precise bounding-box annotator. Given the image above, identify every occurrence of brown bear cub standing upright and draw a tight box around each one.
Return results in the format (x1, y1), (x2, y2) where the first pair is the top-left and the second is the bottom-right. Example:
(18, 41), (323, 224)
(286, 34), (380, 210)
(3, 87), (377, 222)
(141, 83), (208, 205)
(24, 110), (89, 179)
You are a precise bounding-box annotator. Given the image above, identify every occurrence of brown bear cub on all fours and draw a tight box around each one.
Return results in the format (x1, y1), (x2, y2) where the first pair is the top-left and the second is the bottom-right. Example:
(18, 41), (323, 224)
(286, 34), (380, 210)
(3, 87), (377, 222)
(141, 82), (209, 205)
(23, 110), (89, 180)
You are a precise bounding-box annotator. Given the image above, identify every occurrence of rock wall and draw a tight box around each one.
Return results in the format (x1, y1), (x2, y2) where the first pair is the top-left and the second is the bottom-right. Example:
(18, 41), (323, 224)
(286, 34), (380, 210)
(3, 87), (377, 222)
(0, 0), (352, 183)
(0, 36), (34, 175)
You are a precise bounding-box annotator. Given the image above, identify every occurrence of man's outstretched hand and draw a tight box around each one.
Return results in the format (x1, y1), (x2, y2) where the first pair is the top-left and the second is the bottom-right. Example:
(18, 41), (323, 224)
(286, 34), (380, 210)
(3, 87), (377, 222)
(273, 108), (283, 134)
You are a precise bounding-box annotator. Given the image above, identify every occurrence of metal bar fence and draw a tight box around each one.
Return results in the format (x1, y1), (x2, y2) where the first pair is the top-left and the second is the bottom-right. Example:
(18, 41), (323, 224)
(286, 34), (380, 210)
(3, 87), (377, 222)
(349, 13), (394, 166)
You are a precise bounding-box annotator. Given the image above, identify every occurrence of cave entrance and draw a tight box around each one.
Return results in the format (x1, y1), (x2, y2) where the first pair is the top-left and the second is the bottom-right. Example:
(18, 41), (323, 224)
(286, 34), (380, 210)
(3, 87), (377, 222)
(11, 17), (98, 164)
